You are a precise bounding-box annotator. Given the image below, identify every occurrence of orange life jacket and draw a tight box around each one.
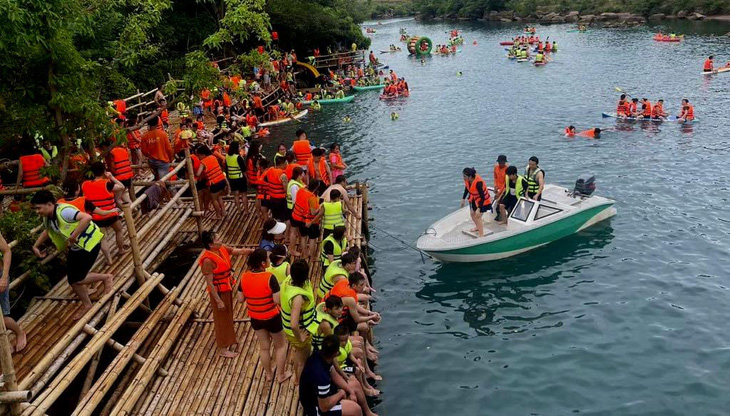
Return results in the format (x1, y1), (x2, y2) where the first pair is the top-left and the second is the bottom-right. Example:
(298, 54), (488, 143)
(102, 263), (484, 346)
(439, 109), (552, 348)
(20, 154), (50, 188)
(465, 174), (490, 207)
(684, 105), (694, 119)
(564, 127), (575, 136)
(628, 102), (637, 114)
(306, 157), (330, 186)
(285, 163), (301, 180)
(191, 154), (201, 180)
(246, 158), (260, 185)
(704, 59), (713, 71)
(109, 146), (133, 181)
(223, 92), (232, 107)
(291, 188), (318, 223)
(577, 129), (597, 138)
(292, 140), (312, 165)
(246, 114), (258, 127)
(58, 196), (87, 213)
(257, 167), (270, 200)
(114, 99), (127, 118)
(616, 100), (630, 115)
(652, 103), (664, 117)
(493, 164), (508, 194)
(642, 101), (652, 117)
(240, 271), (279, 320)
(265, 167), (286, 199)
(305, 93), (313, 101)
(324, 279), (358, 320)
(127, 130), (141, 150)
(202, 155), (225, 186)
(199, 247), (234, 293)
(82, 178), (118, 221)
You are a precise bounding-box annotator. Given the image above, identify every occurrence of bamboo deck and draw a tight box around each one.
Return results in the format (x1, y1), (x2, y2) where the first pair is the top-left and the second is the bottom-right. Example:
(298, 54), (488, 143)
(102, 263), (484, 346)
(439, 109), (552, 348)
(3, 187), (369, 415)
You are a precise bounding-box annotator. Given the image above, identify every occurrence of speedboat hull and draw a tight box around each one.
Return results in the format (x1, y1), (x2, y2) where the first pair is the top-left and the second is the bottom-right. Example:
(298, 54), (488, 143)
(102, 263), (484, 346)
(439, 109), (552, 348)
(416, 185), (616, 263)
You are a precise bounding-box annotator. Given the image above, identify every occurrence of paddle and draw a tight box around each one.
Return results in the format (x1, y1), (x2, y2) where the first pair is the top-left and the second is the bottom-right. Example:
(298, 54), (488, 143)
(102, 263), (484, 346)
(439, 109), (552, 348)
(614, 86), (633, 98)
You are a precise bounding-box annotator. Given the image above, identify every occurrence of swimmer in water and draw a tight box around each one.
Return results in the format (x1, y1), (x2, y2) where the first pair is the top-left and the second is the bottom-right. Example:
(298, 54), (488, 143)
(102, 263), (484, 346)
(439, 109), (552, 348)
(343, 115), (351, 123)
(391, 112), (399, 120)
(457, 71), (463, 76)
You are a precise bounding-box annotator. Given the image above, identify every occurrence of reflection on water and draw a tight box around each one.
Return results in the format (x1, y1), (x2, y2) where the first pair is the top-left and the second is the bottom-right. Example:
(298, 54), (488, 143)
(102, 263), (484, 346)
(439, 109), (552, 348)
(416, 224), (615, 336)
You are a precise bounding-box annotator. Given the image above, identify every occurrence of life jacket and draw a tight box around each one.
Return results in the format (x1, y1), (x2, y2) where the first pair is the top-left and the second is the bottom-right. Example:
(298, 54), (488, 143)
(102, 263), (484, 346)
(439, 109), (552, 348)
(246, 157), (260, 186)
(564, 127), (575, 136)
(313, 302), (340, 348)
(652, 103), (664, 118)
(628, 102), (637, 114)
(265, 167), (286, 199)
(114, 99), (127, 118)
(40, 146), (58, 162)
(266, 261), (290, 285)
(81, 178), (118, 221)
(223, 92), (232, 107)
(127, 130), (142, 149)
(225, 154), (243, 179)
(246, 114), (258, 128)
(201, 89), (211, 101)
(578, 128), (597, 138)
(322, 201), (345, 230)
(320, 235), (348, 268)
(191, 154), (201, 180)
(199, 247), (234, 293)
(20, 154), (50, 188)
(257, 167), (270, 200)
(280, 279), (318, 338)
(284, 163), (301, 181)
(704, 59), (713, 71)
(292, 139), (312, 165)
(239, 271), (279, 320)
(292, 188), (318, 223)
(465, 174), (490, 207)
(684, 105), (694, 119)
(337, 339), (353, 369)
(524, 167), (544, 194)
(506, 174), (526, 198)
(109, 147), (133, 181)
(305, 93), (313, 101)
(43, 203), (104, 252)
(306, 157), (330, 186)
(286, 179), (305, 210)
(616, 100), (630, 115)
(58, 196), (87, 213)
(330, 152), (343, 171)
(493, 164), (508, 194)
(202, 155), (225, 186)
(324, 279), (358, 319)
(642, 101), (653, 117)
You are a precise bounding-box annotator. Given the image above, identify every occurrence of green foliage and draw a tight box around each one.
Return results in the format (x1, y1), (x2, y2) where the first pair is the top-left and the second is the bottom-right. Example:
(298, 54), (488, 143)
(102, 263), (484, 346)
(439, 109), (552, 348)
(202, 0), (272, 50)
(0, 207), (50, 291)
(179, 51), (223, 100)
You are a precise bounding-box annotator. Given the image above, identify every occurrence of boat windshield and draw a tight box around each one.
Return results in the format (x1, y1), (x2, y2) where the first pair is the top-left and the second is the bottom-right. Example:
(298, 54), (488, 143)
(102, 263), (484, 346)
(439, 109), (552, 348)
(511, 199), (534, 222)
(535, 204), (562, 220)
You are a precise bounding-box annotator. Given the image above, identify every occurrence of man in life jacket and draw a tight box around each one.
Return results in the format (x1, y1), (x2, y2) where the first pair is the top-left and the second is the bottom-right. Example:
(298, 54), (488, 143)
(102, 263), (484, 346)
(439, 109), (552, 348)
(459, 167), (491, 237)
(577, 128), (601, 138)
(369, 51), (377, 66)
(703, 55), (714, 73)
(493, 155), (509, 220)
(616, 94), (630, 117)
(16, 147), (51, 189)
(678, 99), (695, 122)
(40, 140), (59, 163)
(31, 190), (114, 320)
(564, 126), (576, 137)
(100, 141), (134, 203)
(306, 148), (332, 187)
(82, 162), (129, 254)
(292, 129), (313, 165)
(264, 157), (289, 222)
(324, 273), (380, 340)
(628, 98), (639, 118)
(496, 165), (528, 225)
(639, 98), (653, 119)
(525, 156), (545, 201)
(652, 99), (668, 119)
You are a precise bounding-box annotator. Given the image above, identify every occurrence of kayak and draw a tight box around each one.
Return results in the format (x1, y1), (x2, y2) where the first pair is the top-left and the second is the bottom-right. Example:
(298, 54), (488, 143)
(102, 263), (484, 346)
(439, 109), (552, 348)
(601, 112), (698, 123)
(534, 61), (546, 66)
(701, 67), (730, 76)
(258, 109), (308, 127)
(499, 41), (514, 45)
(353, 84), (385, 91)
(379, 93), (407, 100)
(567, 29), (589, 33)
(506, 55), (517, 60)
(302, 95), (355, 105)
(653, 37), (681, 42)
(517, 58), (529, 63)
(380, 49), (401, 53)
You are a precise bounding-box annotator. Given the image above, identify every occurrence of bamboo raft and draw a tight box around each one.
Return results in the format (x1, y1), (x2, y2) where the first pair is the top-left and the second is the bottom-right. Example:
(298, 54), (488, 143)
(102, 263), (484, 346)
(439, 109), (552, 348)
(0, 156), (371, 415)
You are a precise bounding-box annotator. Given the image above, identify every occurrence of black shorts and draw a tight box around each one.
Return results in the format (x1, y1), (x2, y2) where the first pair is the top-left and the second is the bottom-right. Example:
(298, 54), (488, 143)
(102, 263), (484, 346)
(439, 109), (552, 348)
(292, 219), (320, 239)
(209, 180), (227, 194)
(268, 198), (287, 221)
(340, 313), (358, 333)
(527, 192), (541, 201)
(322, 228), (334, 239)
(342, 358), (356, 374)
(304, 406), (342, 416)
(502, 195), (518, 214)
(229, 177), (247, 193)
(95, 216), (119, 228)
(250, 314), (283, 333)
(470, 201), (493, 213)
(196, 180), (206, 191)
(67, 244), (102, 285)
(120, 179), (132, 189)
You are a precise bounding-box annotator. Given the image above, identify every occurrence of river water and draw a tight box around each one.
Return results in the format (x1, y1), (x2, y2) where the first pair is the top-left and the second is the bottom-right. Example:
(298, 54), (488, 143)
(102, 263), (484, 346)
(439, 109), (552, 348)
(266, 18), (730, 415)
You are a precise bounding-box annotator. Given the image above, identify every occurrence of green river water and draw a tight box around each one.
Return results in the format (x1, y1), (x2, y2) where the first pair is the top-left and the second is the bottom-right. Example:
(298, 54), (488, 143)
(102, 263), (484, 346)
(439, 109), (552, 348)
(266, 18), (730, 415)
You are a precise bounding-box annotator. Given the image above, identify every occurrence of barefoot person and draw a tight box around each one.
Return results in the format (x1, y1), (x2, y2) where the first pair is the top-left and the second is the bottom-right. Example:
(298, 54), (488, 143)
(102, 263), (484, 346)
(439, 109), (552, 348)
(0, 232), (26, 352)
(81, 162), (130, 254)
(31, 190), (114, 320)
(460, 168), (491, 237)
(238, 249), (291, 383)
(199, 231), (253, 358)
(280, 259), (318, 384)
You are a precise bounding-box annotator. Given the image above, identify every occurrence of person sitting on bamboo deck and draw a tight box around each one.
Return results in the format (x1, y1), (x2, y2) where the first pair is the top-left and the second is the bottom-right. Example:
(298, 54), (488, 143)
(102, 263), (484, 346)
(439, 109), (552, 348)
(225, 141), (248, 212)
(82, 162), (130, 254)
(238, 249), (291, 383)
(31, 190), (113, 320)
(323, 176), (361, 221)
(313, 295), (344, 349)
(281, 259), (319, 385)
(195, 145), (228, 219)
(0, 232), (27, 352)
(319, 251), (357, 301)
(60, 179), (118, 265)
(200, 231), (253, 358)
(291, 179), (325, 257)
(321, 225), (349, 270)
(325, 273), (380, 361)
(299, 335), (376, 416)
(260, 219), (286, 251)
(312, 189), (346, 239)
(334, 325), (380, 398)
(266, 244), (290, 285)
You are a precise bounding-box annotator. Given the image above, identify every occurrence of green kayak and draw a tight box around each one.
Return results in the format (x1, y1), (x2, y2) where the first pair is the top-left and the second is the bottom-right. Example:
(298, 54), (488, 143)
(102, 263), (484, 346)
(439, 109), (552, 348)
(353, 85), (385, 91)
(567, 29), (589, 33)
(302, 95), (355, 105)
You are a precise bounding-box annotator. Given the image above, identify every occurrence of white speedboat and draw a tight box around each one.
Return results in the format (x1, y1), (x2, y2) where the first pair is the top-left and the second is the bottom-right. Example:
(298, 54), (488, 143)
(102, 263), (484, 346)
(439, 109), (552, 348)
(416, 182), (616, 263)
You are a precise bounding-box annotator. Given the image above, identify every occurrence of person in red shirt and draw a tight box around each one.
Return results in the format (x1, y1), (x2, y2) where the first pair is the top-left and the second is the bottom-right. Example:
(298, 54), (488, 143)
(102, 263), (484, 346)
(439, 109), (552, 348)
(140, 117), (173, 180)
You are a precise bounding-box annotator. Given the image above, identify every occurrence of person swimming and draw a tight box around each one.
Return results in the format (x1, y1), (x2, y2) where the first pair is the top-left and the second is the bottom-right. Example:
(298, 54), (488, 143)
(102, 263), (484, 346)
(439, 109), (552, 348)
(391, 112), (399, 120)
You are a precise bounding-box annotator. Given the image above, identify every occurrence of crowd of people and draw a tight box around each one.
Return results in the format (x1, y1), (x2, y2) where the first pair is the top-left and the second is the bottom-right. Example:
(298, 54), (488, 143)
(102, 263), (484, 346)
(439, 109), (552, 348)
(615, 94), (695, 122)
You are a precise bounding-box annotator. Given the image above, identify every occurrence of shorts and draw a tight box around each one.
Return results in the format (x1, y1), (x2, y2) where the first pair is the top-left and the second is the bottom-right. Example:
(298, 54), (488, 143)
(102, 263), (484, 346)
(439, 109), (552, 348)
(95, 216), (119, 228)
(527, 192), (541, 201)
(471, 201), (493, 213)
(342, 358), (356, 374)
(502, 195), (518, 214)
(322, 228), (334, 239)
(120, 179), (132, 189)
(209, 181), (227, 194)
(228, 177), (247, 193)
(250, 315), (283, 333)
(304, 405), (342, 416)
(196, 180), (206, 191)
(67, 244), (102, 285)
(0, 276), (9, 315)
(267, 198), (288, 221)
(292, 219), (320, 239)
(340, 313), (358, 334)
(286, 332), (313, 350)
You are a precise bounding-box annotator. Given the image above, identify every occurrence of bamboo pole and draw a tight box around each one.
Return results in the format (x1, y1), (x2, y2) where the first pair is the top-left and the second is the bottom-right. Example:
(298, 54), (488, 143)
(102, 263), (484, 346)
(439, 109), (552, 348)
(80, 324), (168, 374)
(141, 209), (192, 269)
(132, 180), (187, 187)
(0, 310), (22, 415)
(7, 225), (44, 249)
(121, 203), (146, 288)
(79, 294), (120, 399)
(135, 182), (189, 240)
(0, 391), (31, 404)
(0, 186), (53, 196)
(24, 274), (166, 415)
(183, 148), (203, 237)
(8, 250), (60, 291)
(129, 160), (185, 211)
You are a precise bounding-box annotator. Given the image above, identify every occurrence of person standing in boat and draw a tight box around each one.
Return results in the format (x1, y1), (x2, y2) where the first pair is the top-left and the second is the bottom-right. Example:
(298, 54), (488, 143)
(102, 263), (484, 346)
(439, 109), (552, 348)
(496, 166), (528, 224)
(493, 155), (509, 221)
(460, 168), (491, 238)
(525, 156), (545, 201)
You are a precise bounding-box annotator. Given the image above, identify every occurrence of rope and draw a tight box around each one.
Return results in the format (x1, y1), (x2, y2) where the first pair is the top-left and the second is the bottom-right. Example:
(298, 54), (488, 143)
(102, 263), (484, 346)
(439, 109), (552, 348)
(368, 223), (433, 263)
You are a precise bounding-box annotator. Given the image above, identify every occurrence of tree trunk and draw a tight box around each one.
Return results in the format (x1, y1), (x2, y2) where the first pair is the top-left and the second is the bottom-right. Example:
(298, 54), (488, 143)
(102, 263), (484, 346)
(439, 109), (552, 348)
(47, 64), (71, 182)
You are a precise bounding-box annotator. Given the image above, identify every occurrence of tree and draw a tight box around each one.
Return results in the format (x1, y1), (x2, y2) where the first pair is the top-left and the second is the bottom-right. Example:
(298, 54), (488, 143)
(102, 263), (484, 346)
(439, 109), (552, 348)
(201, 0), (272, 54)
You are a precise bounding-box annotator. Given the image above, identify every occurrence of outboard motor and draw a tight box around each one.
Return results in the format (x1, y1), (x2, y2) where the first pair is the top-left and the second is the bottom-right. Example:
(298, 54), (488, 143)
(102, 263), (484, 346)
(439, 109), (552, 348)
(573, 175), (596, 197)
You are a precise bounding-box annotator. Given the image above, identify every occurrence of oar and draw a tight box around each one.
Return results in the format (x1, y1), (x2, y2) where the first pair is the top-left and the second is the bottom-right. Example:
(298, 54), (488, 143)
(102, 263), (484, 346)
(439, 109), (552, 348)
(614, 86), (633, 98)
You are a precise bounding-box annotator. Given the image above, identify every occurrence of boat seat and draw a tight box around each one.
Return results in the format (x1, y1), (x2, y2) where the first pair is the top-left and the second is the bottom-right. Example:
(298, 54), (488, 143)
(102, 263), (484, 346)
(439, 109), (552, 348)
(461, 230), (494, 239)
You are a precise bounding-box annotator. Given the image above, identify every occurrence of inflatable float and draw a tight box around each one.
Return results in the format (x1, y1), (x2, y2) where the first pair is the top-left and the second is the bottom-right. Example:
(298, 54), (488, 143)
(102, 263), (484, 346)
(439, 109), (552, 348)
(701, 67), (730, 76)
(407, 36), (433, 56)
(601, 112), (697, 123)
(653, 34), (683, 42)
(258, 110), (308, 127)
(302, 95), (355, 105)
(353, 84), (385, 91)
